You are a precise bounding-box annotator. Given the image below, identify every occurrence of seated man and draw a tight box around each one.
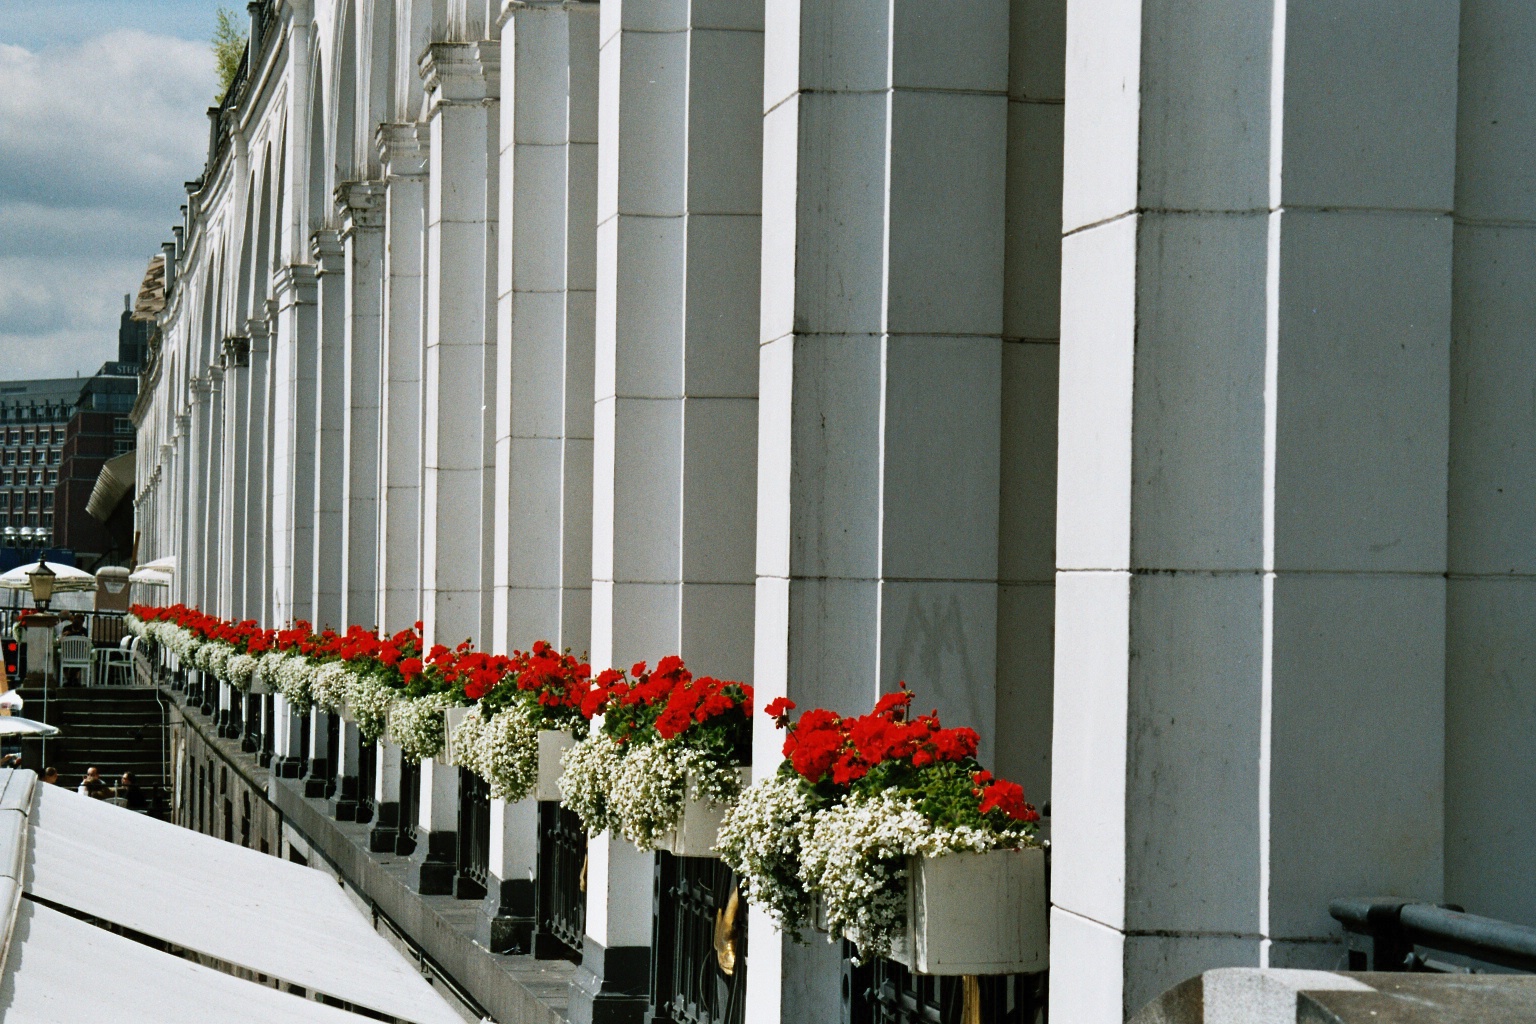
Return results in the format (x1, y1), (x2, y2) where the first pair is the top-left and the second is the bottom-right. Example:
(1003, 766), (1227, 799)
(78, 766), (112, 799)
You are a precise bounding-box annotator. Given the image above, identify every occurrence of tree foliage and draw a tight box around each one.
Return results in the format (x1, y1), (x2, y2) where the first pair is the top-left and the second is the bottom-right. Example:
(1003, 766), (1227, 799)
(212, 7), (248, 99)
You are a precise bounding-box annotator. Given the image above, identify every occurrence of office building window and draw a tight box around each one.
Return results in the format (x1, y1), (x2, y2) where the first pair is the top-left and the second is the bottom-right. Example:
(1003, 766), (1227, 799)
(41, 494), (52, 511)
(0, 473), (8, 486)
(113, 439), (134, 455)
(46, 471), (56, 486)
(26, 493), (37, 510)
(114, 418), (132, 435)
(40, 513), (50, 529)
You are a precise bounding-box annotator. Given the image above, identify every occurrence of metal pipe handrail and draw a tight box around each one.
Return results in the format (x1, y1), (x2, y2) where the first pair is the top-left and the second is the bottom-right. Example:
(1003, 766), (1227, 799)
(1331, 896), (1536, 973)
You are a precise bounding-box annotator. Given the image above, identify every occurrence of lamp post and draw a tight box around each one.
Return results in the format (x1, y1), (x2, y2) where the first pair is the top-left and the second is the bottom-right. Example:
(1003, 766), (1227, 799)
(26, 556), (55, 612)
(25, 555), (56, 763)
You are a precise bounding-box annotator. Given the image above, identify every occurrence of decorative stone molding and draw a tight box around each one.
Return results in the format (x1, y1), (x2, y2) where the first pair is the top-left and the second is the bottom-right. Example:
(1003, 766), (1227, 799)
(419, 41), (501, 115)
(310, 229), (345, 275)
(272, 263), (318, 308)
(336, 180), (386, 238)
(244, 317), (270, 354)
(222, 336), (251, 368)
(376, 122), (430, 179)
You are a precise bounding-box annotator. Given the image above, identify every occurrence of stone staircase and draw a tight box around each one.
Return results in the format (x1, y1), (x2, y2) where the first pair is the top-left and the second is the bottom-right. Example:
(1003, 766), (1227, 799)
(11, 686), (172, 818)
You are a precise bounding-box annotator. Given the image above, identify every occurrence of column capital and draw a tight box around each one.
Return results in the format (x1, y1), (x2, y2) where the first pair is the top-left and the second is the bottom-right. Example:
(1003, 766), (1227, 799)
(222, 335), (251, 368)
(272, 262), (319, 307)
(420, 41), (501, 112)
(376, 122), (430, 179)
(310, 228), (345, 273)
(495, 1), (523, 32)
(336, 180), (386, 237)
(245, 316), (271, 353)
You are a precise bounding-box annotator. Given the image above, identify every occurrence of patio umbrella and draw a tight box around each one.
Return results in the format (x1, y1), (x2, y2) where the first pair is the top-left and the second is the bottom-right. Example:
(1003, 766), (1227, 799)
(0, 716), (60, 737)
(128, 567), (173, 586)
(0, 561), (96, 594)
(138, 555), (176, 574)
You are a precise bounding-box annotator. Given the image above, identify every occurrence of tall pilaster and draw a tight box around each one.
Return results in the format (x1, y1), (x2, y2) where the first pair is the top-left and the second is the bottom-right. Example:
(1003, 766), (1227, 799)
(203, 364), (225, 611)
(419, 41), (500, 649)
(491, 0), (598, 655)
(376, 123), (430, 633)
(312, 229), (347, 629)
(1445, 0), (1536, 930)
(244, 318), (273, 623)
(338, 181), (386, 630)
(581, 4), (766, 1022)
(272, 264), (320, 625)
(1050, 1), (1458, 1016)
(185, 379), (210, 610)
(220, 336), (251, 619)
(749, 4), (1011, 1023)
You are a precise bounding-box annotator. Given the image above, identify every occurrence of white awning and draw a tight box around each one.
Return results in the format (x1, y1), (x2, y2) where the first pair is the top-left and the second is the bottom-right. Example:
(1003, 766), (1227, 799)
(3, 900), (373, 1024)
(85, 451), (136, 522)
(22, 781), (463, 1024)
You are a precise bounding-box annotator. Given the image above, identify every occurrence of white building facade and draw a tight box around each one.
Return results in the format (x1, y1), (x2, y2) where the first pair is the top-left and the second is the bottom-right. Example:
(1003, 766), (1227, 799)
(131, 0), (1536, 1020)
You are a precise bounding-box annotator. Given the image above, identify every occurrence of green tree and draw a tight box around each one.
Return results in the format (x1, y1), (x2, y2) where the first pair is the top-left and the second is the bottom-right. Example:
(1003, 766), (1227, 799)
(212, 7), (248, 99)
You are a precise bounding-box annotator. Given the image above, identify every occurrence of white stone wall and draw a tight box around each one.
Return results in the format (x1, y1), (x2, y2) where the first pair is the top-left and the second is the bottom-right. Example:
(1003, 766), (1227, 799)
(129, 0), (1536, 1019)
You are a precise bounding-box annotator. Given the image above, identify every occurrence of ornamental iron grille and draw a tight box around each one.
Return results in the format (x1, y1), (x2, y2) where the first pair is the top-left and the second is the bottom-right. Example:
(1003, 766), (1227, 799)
(534, 801), (586, 960)
(356, 737), (377, 823)
(842, 949), (1047, 1024)
(398, 756), (421, 846)
(649, 852), (748, 1024)
(456, 767), (491, 900)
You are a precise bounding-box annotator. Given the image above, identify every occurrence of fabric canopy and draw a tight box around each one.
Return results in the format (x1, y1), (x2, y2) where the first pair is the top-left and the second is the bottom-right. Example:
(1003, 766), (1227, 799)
(23, 782), (463, 1024)
(2, 900), (375, 1024)
(85, 451), (135, 522)
(128, 567), (173, 586)
(0, 562), (96, 593)
(140, 555), (176, 572)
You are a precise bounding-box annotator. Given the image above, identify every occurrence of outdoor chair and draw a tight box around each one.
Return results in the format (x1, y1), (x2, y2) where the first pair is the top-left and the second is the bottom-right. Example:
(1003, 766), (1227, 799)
(59, 635), (93, 686)
(93, 647), (134, 687)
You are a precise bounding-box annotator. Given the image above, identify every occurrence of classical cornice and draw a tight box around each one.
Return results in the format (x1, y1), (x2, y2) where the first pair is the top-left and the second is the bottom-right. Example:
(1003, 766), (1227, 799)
(420, 41), (501, 114)
(310, 229), (345, 274)
(336, 180), (386, 237)
(377, 122), (431, 179)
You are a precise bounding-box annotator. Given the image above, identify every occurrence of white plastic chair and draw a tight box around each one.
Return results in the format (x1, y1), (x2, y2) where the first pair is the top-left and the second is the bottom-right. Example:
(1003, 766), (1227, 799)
(59, 635), (93, 686)
(94, 647), (134, 687)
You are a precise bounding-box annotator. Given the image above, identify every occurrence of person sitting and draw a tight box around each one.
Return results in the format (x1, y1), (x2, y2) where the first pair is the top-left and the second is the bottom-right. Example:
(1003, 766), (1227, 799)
(60, 614), (87, 638)
(0, 753), (20, 769)
(41, 767), (58, 785)
(78, 766), (112, 800)
(116, 771), (147, 811)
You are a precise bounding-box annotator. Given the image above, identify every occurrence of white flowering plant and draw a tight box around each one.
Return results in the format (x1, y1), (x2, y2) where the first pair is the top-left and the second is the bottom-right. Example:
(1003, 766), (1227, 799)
(717, 688), (1041, 962)
(560, 656), (752, 851)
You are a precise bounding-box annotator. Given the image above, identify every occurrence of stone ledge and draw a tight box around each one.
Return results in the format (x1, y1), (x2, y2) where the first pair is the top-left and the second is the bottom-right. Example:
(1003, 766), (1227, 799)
(172, 690), (573, 1024)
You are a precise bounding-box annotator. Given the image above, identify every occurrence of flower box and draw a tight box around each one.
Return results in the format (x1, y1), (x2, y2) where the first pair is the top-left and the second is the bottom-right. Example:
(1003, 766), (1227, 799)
(655, 768), (752, 859)
(535, 730), (576, 802)
(249, 672), (271, 696)
(338, 700), (356, 725)
(889, 846), (1047, 976)
(441, 706), (473, 766)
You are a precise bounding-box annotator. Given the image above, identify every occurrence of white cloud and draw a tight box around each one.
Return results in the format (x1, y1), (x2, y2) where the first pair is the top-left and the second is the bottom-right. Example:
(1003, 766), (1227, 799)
(0, 28), (214, 379)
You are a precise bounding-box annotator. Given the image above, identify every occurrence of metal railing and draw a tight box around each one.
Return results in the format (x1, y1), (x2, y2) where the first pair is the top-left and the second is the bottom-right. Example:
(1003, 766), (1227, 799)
(356, 737), (377, 824)
(1331, 897), (1536, 974)
(651, 853), (748, 1024)
(844, 953), (1047, 1024)
(535, 801), (587, 960)
(456, 767), (490, 900)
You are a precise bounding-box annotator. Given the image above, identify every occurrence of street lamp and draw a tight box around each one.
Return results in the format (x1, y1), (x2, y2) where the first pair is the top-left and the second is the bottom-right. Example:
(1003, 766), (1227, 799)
(26, 556), (55, 611)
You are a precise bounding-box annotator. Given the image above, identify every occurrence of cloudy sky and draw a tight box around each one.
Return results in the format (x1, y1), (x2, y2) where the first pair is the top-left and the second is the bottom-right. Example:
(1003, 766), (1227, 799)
(0, 0), (225, 380)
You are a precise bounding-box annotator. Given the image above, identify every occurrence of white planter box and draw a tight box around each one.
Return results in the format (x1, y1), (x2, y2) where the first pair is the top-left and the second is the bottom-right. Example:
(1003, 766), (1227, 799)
(441, 706), (473, 766)
(535, 730), (576, 801)
(249, 674), (271, 696)
(889, 846), (1048, 976)
(654, 768), (751, 859)
(338, 700), (356, 725)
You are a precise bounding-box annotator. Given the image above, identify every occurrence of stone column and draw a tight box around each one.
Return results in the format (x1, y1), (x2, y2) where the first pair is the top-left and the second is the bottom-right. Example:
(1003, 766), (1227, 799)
(406, 757), (458, 894)
(201, 366), (225, 611)
(368, 740), (406, 852)
(375, 123), (430, 633)
(172, 419), (190, 608)
(1050, 2), (1457, 1017)
(478, 795), (538, 953)
(337, 181), (386, 630)
(311, 229), (347, 629)
(419, 41), (500, 650)
(1445, 0), (1536, 930)
(303, 708), (332, 798)
(581, 4), (765, 1021)
(270, 693), (308, 778)
(272, 264), (320, 625)
(330, 719), (362, 820)
(749, 5), (1011, 1023)
(244, 319), (272, 624)
(219, 337), (250, 618)
(242, 692), (261, 753)
(185, 382), (208, 609)
(491, 0), (598, 655)
(216, 680), (234, 738)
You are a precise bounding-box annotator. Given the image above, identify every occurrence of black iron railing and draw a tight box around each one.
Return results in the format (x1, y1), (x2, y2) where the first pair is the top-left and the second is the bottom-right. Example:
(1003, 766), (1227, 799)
(651, 853), (748, 1024)
(259, 694), (274, 767)
(456, 768), (490, 900)
(397, 756), (420, 852)
(356, 737), (377, 823)
(1331, 897), (1536, 974)
(844, 954), (1047, 1024)
(535, 802), (586, 959)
